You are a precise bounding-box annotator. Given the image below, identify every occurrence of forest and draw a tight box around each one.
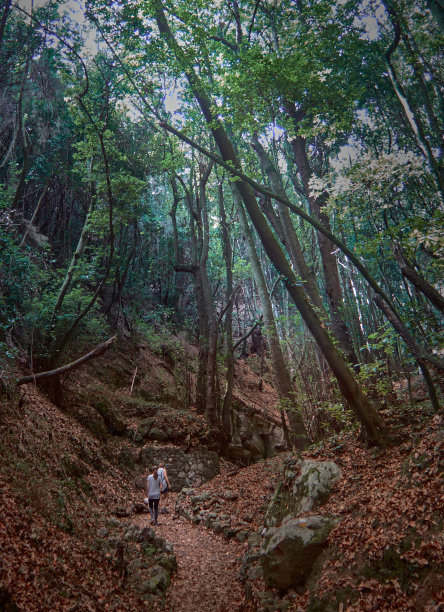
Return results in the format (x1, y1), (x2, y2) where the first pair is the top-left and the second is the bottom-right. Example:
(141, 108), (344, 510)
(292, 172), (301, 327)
(0, 0), (443, 610)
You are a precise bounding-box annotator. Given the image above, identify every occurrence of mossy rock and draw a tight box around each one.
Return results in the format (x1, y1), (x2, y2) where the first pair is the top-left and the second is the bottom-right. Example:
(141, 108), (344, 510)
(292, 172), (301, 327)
(260, 515), (337, 590)
(265, 460), (341, 528)
(156, 553), (177, 574)
(93, 400), (127, 436)
(148, 427), (169, 441)
(134, 418), (155, 443)
(141, 565), (170, 594)
(118, 446), (138, 469)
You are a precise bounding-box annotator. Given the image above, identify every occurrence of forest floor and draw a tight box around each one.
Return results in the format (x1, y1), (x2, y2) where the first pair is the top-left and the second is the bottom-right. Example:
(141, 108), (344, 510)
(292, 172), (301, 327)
(0, 340), (443, 611)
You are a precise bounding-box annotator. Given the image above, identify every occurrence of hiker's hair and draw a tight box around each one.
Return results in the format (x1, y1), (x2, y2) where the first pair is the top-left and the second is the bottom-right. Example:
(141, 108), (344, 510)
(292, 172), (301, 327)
(151, 465), (157, 472)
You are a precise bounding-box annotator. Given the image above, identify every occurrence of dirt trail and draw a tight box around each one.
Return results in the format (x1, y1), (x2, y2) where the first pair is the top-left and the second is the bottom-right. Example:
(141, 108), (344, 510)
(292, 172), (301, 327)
(131, 495), (249, 612)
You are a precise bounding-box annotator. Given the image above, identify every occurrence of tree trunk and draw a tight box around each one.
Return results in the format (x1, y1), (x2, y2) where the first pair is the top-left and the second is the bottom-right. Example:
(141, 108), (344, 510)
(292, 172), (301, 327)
(198, 165), (219, 429)
(218, 181), (234, 444)
(173, 176), (208, 415)
(234, 185), (309, 449)
(17, 336), (117, 385)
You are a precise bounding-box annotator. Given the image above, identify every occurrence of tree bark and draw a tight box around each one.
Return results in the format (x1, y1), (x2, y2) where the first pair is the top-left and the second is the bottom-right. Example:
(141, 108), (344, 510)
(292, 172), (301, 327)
(384, 5), (444, 203)
(218, 181), (234, 443)
(0, 0), (12, 53)
(160, 120), (444, 377)
(174, 175), (208, 415)
(198, 163), (219, 429)
(426, 0), (444, 34)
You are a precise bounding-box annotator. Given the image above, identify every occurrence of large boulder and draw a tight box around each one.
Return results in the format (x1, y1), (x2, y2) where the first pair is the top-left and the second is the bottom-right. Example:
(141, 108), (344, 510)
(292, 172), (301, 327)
(228, 403), (286, 464)
(260, 515), (337, 590)
(265, 458), (341, 527)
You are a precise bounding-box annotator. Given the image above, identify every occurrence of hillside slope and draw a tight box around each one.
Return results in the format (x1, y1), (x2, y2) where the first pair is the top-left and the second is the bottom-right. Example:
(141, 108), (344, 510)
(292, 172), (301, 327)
(0, 338), (443, 611)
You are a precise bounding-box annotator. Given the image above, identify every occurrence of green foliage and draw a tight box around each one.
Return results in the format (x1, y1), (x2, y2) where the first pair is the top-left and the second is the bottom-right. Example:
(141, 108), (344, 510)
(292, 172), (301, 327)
(0, 0), (441, 421)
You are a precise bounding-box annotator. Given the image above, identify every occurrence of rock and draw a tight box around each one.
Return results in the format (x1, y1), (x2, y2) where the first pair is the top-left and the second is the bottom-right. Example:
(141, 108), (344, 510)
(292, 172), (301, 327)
(134, 418), (155, 443)
(137, 526), (163, 548)
(236, 530), (249, 542)
(97, 527), (109, 537)
(247, 533), (261, 549)
(118, 445), (138, 468)
(224, 490), (239, 501)
(228, 400), (287, 464)
(93, 399), (127, 436)
(248, 565), (263, 581)
(125, 524), (142, 541)
(141, 565), (170, 594)
(149, 427), (168, 441)
(114, 506), (133, 517)
(157, 553), (177, 574)
(293, 461), (341, 512)
(260, 515), (337, 590)
(133, 501), (149, 513)
(265, 460), (341, 527)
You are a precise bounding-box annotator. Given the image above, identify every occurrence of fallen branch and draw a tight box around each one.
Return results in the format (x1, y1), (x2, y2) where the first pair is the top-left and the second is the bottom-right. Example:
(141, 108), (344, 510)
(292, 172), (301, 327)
(17, 336), (117, 385)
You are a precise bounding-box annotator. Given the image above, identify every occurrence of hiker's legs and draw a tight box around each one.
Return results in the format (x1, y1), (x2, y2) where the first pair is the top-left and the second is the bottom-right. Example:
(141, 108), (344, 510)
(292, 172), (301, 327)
(161, 486), (168, 513)
(153, 499), (159, 524)
(148, 498), (155, 522)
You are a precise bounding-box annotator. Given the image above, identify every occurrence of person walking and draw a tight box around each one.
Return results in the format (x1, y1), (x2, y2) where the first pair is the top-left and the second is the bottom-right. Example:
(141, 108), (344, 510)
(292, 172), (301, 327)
(157, 462), (171, 514)
(147, 465), (161, 525)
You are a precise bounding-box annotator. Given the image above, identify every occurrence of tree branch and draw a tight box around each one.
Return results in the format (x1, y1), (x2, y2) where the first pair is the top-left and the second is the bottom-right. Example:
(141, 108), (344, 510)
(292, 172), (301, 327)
(17, 336), (117, 385)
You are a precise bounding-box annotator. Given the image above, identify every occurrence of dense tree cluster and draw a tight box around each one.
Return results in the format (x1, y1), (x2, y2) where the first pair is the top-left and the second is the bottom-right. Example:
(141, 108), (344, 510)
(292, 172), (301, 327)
(0, 0), (442, 447)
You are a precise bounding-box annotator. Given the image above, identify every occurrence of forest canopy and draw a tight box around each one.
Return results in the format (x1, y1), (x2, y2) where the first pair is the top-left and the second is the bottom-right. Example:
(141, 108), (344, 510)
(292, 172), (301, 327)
(0, 0), (442, 447)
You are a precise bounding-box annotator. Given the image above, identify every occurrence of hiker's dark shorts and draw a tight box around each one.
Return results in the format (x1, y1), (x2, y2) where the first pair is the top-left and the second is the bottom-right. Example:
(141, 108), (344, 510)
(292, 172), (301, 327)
(162, 484), (169, 493)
